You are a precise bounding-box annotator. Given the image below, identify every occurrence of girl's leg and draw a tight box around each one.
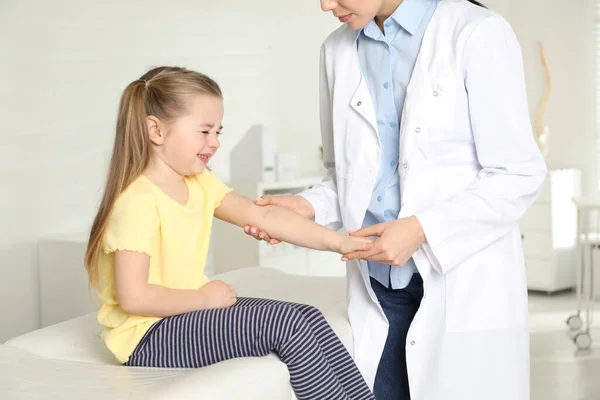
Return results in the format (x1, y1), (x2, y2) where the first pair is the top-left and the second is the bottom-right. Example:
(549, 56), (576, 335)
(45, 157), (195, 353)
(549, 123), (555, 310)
(125, 297), (374, 400)
(234, 297), (373, 400)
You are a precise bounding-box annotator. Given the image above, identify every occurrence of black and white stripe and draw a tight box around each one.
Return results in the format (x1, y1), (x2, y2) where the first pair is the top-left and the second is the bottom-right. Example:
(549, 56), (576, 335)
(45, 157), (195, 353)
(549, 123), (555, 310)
(125, 297), (375, 400)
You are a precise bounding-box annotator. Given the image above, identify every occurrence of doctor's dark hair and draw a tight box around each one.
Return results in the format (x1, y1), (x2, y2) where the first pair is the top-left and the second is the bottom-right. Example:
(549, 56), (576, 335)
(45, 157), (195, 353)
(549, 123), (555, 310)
(84, 66), (222, 293)
(467, 0), (486, 6)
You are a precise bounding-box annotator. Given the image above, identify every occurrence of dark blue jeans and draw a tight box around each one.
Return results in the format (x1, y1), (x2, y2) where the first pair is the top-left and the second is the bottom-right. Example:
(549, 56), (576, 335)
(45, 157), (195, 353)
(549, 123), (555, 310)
(370, 274), (424, 400)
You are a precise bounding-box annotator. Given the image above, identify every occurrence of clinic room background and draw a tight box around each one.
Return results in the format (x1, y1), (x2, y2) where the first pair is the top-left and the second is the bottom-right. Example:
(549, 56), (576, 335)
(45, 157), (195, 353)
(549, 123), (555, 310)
(1, 0), (599, 399)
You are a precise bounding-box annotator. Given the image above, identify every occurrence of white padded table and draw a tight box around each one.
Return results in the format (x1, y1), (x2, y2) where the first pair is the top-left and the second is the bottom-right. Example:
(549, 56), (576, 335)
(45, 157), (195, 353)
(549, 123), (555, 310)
(2, 268), (353, 399)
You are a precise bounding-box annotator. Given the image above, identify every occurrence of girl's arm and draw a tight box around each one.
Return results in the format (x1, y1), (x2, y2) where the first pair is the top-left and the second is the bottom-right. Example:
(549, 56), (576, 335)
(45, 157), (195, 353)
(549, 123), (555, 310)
(214, 191), (372, 255)
(114, 251), (236, 317)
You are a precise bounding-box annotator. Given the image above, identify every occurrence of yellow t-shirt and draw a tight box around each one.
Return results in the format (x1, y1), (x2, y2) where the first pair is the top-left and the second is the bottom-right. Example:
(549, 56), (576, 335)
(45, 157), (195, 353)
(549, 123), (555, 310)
(97, 170), (232, 363)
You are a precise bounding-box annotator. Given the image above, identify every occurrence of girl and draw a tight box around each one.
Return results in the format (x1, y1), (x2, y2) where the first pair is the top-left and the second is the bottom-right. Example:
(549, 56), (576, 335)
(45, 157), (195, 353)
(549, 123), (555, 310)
(245, 0), (548, 399)
(84, 66), (375, 400)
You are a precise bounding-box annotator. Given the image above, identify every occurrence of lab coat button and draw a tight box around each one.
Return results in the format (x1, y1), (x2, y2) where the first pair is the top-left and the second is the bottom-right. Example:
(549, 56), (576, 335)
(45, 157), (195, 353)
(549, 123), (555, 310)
(356, 101), (362, 107)
(403, 162), (408, 169)
(433, 91), (439, 97)
(410, 340), (416, 346)
(415, 127), (421, 133)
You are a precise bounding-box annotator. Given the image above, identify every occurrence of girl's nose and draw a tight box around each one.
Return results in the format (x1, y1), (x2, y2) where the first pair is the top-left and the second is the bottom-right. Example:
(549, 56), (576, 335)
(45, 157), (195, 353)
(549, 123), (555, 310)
(209, 136), (220, 149)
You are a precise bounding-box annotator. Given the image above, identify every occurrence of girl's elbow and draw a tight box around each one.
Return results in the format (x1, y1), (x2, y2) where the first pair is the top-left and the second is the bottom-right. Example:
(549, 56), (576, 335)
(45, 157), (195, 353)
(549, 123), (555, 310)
(117, 289), (145, 314)
(119, 299), (137, 314)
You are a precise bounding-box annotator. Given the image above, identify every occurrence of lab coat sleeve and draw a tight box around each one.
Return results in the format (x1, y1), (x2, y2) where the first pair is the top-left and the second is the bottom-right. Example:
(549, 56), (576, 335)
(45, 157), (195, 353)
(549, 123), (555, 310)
(299, 44), (343, 231)
(415, 15), (547, 274)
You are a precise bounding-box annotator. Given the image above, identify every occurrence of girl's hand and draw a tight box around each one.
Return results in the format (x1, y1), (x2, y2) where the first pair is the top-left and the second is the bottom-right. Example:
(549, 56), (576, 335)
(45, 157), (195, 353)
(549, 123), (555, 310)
(198, 280), (237, 309)
(243, 195), (316, 244)
(336, 235), (374, 256)
(341, 217), (426, 265)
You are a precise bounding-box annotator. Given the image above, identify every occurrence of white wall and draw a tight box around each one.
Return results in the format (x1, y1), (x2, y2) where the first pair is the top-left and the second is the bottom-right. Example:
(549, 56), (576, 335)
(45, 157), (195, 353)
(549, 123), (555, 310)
(504, 0), (597, 195)
(0, 0), (338, 342)
(0, 0), (596, 342)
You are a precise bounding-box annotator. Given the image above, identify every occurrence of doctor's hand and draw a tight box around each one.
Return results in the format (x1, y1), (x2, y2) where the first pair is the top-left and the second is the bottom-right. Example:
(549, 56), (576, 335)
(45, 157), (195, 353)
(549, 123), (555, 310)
(341, 216), (426, 266)
(336, 235), (375, 256)
(243, 195), (315, 245)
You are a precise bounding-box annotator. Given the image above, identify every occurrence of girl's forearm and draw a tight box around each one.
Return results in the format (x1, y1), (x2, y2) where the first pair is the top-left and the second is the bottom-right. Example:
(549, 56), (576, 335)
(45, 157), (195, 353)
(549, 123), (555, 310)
(214, 192), (349, 254)
(119, 284), (208, 317)
(252, 205), (343, 253)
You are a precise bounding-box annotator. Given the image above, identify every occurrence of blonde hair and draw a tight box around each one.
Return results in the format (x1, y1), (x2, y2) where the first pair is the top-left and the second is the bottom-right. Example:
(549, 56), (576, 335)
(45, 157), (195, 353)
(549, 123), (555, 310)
(84, 66), (222, 291)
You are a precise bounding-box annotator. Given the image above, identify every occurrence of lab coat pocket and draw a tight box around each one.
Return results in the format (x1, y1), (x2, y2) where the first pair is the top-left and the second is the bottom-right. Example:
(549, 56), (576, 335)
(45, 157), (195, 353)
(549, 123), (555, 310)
(444, 251), (518, 332)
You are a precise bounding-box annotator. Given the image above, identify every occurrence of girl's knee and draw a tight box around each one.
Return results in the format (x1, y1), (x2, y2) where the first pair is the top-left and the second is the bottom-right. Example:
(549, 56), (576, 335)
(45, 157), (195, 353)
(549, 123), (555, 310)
(280, 304), (305, 321)
(299, 304), (326, 322)
(269, 304), (325, 335)
(293, 303), (322, 316)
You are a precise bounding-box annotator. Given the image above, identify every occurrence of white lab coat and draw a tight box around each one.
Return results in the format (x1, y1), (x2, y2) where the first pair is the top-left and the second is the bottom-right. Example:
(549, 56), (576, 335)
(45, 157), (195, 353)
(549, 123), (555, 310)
(300, 1), (548, 399)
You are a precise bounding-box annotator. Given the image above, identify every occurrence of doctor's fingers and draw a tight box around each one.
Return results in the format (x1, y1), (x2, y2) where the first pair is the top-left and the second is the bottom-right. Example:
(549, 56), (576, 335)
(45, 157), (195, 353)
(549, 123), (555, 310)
(343, 245), (412, 264)
(348, 224), (385, 238)
(341, 247), (383, 262)
(243, 225), (264, 239)
(254, 195), (283, 207)
(244, 226), (280, 244)
(363, 251), (402, 264)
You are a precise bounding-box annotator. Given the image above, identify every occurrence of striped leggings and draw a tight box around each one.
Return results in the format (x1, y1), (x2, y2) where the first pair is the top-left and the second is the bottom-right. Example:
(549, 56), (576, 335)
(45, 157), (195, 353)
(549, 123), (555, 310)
(125, 297), (374, 400)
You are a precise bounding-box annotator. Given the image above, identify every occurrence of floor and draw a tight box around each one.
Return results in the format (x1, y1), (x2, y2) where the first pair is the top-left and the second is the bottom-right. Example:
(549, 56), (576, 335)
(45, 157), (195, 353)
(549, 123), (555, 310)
(528, 290), (600, 400)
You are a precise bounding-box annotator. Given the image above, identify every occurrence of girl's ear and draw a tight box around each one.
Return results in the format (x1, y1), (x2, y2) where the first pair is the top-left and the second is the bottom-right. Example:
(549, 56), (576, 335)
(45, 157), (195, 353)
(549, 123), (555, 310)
(147, 116), (164, 145)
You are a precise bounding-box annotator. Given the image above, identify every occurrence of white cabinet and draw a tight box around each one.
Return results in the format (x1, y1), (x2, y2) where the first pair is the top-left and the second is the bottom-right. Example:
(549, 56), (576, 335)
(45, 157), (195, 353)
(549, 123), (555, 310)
(519, 169), (581, 293)
(211, 178), (347, 277)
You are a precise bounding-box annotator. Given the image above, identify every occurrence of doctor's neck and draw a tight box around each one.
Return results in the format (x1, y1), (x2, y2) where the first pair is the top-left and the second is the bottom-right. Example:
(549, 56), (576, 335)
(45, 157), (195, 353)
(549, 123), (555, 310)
(375, 0), (403, 31)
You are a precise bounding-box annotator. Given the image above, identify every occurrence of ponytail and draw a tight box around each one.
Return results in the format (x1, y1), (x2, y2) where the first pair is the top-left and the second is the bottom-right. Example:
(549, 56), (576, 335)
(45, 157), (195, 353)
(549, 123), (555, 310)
(84, 80), (150, 291)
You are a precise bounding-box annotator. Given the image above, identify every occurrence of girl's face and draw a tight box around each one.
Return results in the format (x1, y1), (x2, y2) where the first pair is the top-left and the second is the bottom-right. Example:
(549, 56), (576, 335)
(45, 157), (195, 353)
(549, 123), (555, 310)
(320, 0), (384, 30)
(149, 94), (223, 176)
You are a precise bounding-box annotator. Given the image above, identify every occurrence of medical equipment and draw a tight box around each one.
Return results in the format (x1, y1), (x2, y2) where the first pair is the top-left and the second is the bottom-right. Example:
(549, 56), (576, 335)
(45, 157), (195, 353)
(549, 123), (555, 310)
(566, 196), (600, 350)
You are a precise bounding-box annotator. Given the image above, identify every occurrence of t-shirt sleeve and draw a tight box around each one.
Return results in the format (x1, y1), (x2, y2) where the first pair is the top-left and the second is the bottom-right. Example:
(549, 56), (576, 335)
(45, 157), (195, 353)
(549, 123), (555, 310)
(203, 169), (233, 209)
(102, 191), (160, 256)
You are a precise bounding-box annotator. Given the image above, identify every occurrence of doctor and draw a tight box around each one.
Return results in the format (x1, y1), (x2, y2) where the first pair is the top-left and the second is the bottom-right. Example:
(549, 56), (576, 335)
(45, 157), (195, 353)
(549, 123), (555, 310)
(245, 0), (547, 399)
